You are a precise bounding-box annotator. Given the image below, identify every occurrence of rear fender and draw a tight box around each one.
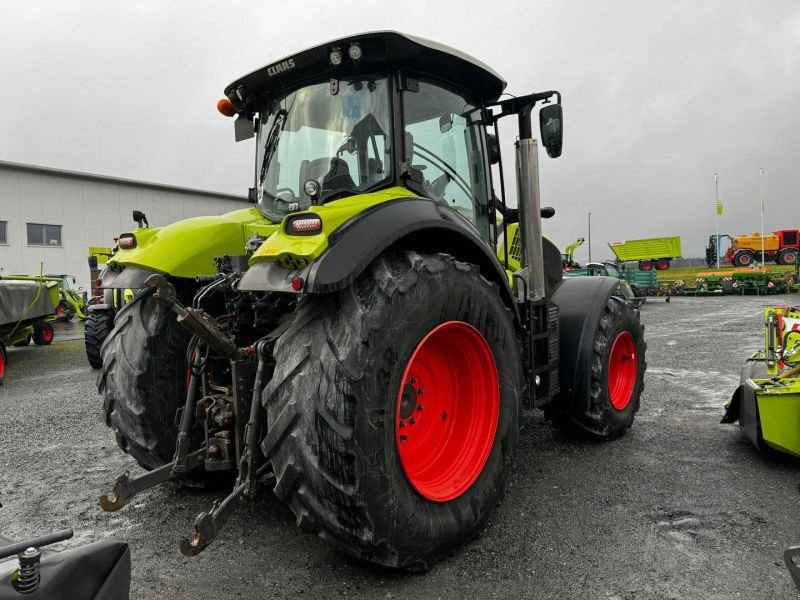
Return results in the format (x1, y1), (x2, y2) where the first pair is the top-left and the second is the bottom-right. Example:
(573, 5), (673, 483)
(240, 197), (517, 311)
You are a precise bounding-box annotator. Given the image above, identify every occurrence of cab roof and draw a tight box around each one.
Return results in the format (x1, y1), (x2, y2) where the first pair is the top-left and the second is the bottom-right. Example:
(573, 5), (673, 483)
(225, 31), (507, 108)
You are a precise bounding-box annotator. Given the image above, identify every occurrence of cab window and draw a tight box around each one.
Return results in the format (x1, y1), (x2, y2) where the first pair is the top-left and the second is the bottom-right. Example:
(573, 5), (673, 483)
(402, 79), (492, 240)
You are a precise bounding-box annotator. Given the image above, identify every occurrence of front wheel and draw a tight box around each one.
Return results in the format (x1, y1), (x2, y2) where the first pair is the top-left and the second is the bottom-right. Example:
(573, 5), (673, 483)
(55, 301), (72, 321)
(262, 251), (523, 571)
(778, 248), (797, 265)
(559, 296), (646, 440)
(85, 310), (115, 369)
(733, 250), (754, 267)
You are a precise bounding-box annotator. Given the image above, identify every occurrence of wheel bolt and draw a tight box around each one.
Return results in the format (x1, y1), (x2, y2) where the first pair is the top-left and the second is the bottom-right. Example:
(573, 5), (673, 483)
(399, 435), (408, 443)
(417, 405), (423, 411)
(417, 388), (424, 395)
(410, 418), (416, 425)
(399, 420), (405, 428)
(441, 412), (448, 421)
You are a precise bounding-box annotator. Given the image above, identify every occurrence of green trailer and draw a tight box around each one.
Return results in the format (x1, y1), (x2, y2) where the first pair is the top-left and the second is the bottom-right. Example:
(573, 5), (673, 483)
(617, 263), (672, 298)
(608, 236), (681, 271)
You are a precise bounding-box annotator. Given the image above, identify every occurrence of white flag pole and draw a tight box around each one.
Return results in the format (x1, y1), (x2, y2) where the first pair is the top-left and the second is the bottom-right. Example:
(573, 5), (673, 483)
(760, 168), (765, 267)
(715, 173), (720, 270)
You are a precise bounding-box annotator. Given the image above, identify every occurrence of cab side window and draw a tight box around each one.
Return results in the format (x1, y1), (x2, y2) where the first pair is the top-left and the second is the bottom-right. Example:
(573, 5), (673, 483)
(402, 79), (492, 240)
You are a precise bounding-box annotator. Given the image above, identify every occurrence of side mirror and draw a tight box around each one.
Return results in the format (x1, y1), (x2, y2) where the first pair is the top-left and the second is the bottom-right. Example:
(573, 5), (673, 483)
(439, 113), (453, 134)
(539, 104), (563, 158)
(486, 133), (500, 165)
(132, 210), (149, 228)
(88, 256), (98, 270)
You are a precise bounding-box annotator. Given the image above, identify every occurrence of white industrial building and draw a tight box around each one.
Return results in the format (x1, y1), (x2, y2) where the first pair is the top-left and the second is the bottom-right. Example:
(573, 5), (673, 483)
(0, 160), (247, 291)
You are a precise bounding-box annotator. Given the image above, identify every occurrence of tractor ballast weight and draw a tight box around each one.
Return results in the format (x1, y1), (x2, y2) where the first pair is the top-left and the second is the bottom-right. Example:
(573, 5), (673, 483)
(97, 31), (646, 570)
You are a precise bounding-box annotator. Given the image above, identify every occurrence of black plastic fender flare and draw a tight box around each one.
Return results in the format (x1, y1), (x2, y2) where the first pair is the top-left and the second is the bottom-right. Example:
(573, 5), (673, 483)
(549, 276), (632, 414)
(242, 198), (518, 309)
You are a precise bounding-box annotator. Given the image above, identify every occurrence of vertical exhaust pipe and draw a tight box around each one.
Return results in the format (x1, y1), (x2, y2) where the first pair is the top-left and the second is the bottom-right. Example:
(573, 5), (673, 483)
(515, 116), (546, 301)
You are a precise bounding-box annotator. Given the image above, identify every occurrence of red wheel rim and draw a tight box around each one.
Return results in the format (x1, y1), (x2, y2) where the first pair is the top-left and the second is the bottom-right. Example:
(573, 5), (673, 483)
(42, 324), (54, 343)
(641, 262), (653, 271)
(608, 331), (637, 410)
(0, 351), (5, 380)
(395, 321), (499, 503)
(56, 305), (66, 316)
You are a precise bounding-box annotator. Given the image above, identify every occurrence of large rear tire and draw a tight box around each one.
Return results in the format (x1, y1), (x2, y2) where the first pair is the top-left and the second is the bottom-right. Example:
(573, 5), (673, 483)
(261, 251), (523, 571)
(98, 293), (191, 469)
(85, 310), (115, 369)
(559, 296), (646, 440)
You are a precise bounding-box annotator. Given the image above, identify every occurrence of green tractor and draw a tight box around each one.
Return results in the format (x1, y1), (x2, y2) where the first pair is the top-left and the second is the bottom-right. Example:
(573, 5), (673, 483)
(97, 32), (646, 570)
(47, 274), (87, 321)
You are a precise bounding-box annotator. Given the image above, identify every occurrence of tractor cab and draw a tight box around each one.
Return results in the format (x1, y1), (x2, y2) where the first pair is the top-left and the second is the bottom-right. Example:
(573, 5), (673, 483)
(221, 31), (551, 248)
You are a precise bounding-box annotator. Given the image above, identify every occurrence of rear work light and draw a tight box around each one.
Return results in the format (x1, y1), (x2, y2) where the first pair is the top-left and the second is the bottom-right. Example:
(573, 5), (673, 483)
(118, 233), (137, 249)
(287, 216), (323, 235)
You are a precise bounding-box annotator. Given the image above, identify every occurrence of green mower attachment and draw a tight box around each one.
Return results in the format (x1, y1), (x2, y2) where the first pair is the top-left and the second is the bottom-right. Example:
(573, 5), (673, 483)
(723, 306), (800, 456)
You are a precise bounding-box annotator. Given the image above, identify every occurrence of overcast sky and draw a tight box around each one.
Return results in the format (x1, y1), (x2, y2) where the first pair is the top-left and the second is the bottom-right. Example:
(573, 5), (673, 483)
(1, 0), (798, 261)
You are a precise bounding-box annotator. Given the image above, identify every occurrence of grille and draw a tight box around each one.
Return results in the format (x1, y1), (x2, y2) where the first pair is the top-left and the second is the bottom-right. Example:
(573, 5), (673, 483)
(509, 226), (522, 264)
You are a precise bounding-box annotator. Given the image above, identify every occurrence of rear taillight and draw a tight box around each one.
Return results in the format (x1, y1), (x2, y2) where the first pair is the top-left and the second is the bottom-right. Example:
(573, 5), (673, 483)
(118, 233), (136, 249)
(286, 216), (322, 235)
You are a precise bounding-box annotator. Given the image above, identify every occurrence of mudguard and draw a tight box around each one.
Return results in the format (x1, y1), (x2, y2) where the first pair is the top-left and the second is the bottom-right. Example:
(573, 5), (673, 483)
(240, 198), (516, 308)
(0, 539), (130, 600)
(549, 276), (632, 414)
(108, 207), (276, 279)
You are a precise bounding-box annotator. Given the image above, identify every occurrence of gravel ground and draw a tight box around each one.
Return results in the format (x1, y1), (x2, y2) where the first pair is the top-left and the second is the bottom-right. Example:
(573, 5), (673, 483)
(2, 294), (800, 599)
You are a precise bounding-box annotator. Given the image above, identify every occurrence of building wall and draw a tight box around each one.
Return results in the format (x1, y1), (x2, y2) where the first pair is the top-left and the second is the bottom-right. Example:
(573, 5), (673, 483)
(0, 162), (248, 292)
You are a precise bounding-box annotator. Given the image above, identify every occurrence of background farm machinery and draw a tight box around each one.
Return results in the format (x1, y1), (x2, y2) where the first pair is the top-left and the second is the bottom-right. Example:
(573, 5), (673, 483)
(723, 305), (800, 457)
(0, 276), (59, 385)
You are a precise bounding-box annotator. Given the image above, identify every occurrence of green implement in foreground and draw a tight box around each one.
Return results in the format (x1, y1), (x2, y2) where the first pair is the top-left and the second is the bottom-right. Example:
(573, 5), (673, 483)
(608, 236), (681, 271)
(723, 306), (800, 456)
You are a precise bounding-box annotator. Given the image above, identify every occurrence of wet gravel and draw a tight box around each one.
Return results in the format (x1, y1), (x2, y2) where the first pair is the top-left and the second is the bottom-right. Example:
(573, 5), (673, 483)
(2, 295), (800, 599)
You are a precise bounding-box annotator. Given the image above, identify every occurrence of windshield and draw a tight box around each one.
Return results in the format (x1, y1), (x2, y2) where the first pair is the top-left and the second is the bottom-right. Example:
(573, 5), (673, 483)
(255, 76), (392, 222)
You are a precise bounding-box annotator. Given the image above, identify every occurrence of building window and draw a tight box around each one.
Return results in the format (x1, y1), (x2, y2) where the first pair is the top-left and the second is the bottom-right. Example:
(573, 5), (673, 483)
(0, 221), (6, 244)
(26, 223), (62, 246)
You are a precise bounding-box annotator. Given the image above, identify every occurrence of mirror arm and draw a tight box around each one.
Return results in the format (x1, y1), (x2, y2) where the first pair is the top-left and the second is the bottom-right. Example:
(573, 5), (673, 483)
(490, 91), (559, 119)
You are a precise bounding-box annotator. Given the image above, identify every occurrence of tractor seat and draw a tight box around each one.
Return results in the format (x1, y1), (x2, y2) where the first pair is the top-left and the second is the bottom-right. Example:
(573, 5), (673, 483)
(322, 157), (356, 195)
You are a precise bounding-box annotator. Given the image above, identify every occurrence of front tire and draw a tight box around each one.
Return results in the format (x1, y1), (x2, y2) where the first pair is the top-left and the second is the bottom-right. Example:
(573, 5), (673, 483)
(85, 310), (115, 369)
(733, 250), (754, 267)
(560, 296), (646, 440)
(98, 293), (191, 469)
(262, 251), (523, 571)
(778, 248), (797, 265)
